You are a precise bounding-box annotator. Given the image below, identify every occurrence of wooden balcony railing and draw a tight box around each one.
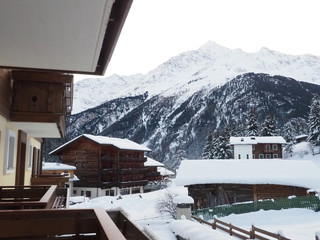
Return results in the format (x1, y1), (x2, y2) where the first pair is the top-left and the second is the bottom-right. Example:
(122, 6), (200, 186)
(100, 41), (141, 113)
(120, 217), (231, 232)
(107, 210), (150, 240)
(0, 208), (126, 240)
(102, 156), (147, 163)
(10, 70), (73, 137)
(31, 174), (69, 187)
(119, 180), (148, 188)
(0, 185), (67, 210)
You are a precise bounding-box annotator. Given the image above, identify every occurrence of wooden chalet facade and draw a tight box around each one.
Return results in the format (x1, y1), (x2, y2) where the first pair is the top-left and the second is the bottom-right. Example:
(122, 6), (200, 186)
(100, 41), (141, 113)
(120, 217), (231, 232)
(144, 157), (164, 182)
(189, 183), (307, 209)
(50, 134), (151, 198)
(176, 160), (320, 209)
(230, 136), (286, 159)
(143, 157), (166, 192)
(0, 1), (138, 239)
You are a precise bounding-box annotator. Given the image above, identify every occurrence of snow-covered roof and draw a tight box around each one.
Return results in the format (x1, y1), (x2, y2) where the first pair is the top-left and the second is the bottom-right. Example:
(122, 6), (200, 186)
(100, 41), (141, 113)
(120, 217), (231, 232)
(157, 167), (175, 176)
(295, 134), (308, 139)
(175, 159), (320, 190)
(70, 174), (80, 182)
(50, 134), (151, 155)
(42, 162), (76, 171)
(144, 157), (164, 167)
(173, 195), (194, 204)
(230, 136), (286, 145)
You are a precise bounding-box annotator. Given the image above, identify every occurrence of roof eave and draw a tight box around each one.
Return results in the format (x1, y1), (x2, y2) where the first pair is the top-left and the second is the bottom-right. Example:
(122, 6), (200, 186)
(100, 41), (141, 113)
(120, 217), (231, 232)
(0, 0), (133, 76)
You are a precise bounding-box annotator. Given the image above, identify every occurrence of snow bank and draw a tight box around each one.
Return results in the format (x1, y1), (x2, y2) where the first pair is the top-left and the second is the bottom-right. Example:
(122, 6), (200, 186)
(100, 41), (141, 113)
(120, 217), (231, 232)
(170, 219), (234, 240)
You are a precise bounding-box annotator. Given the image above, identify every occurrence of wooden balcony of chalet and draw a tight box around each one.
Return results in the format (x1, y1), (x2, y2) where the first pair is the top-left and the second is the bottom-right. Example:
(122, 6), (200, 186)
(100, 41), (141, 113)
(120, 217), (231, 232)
(31, 174), (69, 188)
(100, 179), (148, 188)
(0, 185), (67, 210)
(10, 71), (73, 137)
(101, 168), (148, 175)
(0, 208), (128, 240)
(118, 180), (148, 188)
(145, 171), (162, 181)
(101, 156), (147, 163)
(31, 171), (71, 188)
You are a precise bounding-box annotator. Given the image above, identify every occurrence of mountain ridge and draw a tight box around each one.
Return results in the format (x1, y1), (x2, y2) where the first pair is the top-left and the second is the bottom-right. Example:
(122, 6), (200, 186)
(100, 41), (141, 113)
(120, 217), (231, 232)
(73, 41), (320, 114)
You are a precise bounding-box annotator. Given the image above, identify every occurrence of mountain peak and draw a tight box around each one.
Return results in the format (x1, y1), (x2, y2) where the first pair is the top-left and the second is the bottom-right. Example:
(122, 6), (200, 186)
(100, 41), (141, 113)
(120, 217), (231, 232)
(198, 41), (231, 53)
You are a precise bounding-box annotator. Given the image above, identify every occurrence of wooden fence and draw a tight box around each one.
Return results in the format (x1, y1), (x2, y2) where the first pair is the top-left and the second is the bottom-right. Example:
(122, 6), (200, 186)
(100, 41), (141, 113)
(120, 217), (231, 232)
(192, 216), (291, 240)
(193, 195), (320, 220)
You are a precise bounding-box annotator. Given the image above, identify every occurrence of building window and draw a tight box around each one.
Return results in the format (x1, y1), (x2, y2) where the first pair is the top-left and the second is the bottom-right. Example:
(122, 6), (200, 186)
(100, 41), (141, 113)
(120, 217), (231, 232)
(246, 154), (249, 159)
(259, 154), (264, 159)
(252, 145), (255, 150)
(252, 154), (255, 159)
(85, 191), (91, 198)
(27, 142), (33, 169)
(238, 154), (241, 159)
(273, 144), (278, 150)
(81, 190), (84, 196)
(5, 130), (16, 173)
(266, 144), (271, 151)
(105, 190), (115, 196)
(266, 154), (271, 158)
(120, 188), (130, 195)
(132, 187), (141, 194)
(273, 154), (278, 158)
(73, 190), (77, 195)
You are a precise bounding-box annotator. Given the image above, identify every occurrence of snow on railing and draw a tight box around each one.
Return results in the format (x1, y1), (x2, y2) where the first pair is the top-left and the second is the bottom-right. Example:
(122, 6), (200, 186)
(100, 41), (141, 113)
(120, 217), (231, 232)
(192, 215), (291, 240)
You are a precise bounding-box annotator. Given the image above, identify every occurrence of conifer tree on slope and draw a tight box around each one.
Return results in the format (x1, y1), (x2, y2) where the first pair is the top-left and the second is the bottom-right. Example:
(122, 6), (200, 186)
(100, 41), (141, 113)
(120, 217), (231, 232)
(212, 130), (232, 159)
(246, 107), (259, 136)
(261, 114), (278, 136)
(202, 131), (213, 159)
(282, 121), (295, 154)
(307, 94), (320, 147)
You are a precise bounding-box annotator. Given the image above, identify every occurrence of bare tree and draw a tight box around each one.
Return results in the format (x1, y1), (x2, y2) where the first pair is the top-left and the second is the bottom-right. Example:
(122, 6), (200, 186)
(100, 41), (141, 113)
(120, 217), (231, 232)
(155, 191), (178, 219)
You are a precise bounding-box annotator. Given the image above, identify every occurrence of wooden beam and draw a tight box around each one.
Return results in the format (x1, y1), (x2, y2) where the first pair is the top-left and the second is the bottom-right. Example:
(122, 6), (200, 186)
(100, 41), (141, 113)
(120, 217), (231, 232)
(96, 0), (133, 75)
(0, 209), (124, 239)
(12, 71), (73, 83)
(15, 130), (27, 186)
(253, 185), (257, 202)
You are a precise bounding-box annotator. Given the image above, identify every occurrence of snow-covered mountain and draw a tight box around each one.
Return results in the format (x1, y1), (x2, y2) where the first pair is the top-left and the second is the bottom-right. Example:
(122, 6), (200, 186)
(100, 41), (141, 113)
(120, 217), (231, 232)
(73, 41), (320, 114)
(44, 72), (320, 169)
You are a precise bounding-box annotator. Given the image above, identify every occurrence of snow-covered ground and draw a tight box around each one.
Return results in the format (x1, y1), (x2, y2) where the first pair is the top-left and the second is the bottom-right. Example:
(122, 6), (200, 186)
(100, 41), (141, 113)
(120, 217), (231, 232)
(70, 142), (320, 240)
(70, 182), (320, 240)
(220, 209), (320, 240)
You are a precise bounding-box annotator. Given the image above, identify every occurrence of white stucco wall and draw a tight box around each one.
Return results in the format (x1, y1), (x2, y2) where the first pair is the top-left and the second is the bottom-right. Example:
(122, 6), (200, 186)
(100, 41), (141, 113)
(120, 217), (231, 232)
(233, 144), (253, 159)
(73, 186), (144, 198)
(0, 115), (18, 185)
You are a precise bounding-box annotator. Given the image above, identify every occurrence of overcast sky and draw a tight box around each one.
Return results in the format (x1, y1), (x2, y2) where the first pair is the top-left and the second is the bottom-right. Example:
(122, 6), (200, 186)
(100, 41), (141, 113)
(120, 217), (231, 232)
(76, 0), (320, 81)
